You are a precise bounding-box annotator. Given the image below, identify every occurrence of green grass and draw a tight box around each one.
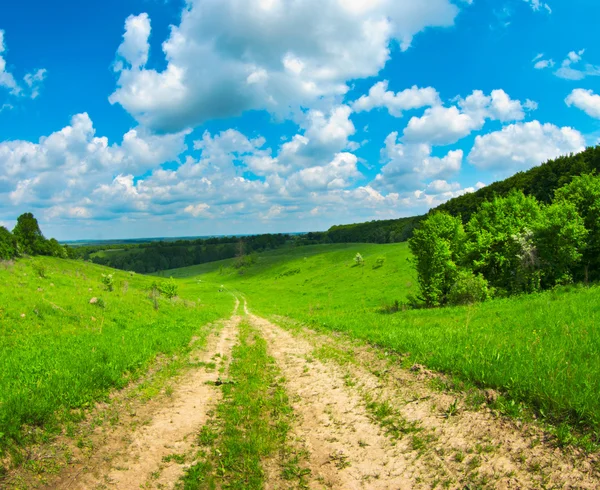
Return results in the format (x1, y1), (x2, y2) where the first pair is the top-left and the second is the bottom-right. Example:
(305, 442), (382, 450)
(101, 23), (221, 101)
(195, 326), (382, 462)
(181, 320), (308, 489)
(0, 256), (234, 461)
(172, 243), (600, 437)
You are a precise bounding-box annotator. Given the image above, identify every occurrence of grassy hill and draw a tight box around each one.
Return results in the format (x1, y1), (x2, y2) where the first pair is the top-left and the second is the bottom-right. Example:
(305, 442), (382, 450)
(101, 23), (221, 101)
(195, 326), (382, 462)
(0, 257), (234, 459)
(163, 243), (600, 437)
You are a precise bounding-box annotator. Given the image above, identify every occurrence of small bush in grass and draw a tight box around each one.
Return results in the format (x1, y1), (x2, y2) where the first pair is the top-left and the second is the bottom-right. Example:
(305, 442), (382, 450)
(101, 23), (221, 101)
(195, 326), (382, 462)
(373, 256), (386, 269)
(354, 253), (364, 267)
(447, 270), (491, 306)
(101, 273), (114, 292)
(32, 261), (47, 278)
(159, 277), (178, 299)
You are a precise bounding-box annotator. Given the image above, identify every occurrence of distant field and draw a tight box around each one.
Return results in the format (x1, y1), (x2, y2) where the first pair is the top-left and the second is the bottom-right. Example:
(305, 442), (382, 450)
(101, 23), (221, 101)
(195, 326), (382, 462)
(0, 257), (234, 455)
(168, 243), (600, 433)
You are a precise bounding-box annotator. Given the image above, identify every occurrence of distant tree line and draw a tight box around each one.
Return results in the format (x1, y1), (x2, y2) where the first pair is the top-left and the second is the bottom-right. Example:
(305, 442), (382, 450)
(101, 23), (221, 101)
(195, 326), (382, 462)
(409, 173), (600, 308)
(74, 233), (292, 273)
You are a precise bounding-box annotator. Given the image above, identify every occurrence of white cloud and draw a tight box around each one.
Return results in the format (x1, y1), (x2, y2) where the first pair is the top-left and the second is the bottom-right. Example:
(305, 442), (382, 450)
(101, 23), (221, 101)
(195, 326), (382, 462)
(554, 49), (600, 80)
(352, 81), (440, 117)
(184, 203), (211, 217)
(109, 0), (461, 132)
(115, 13), (151, 70)
(0, 113), (188, 214)
(523, 0), (552, 13)
(0, 30), (47, 99)
(374, 132), (462, 191)
(565, 88), (600, 119)
(468, 121), (585, 172)
(403, 89), (530, 145)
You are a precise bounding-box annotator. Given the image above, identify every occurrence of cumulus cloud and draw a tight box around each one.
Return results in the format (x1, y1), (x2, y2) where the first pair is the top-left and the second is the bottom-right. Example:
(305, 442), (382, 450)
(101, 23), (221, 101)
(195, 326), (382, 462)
(374, 132), (462, 191)
(468, 121), (585, 172)
(403, 89), (531, 145)
(109, 0), (461, 132)
(0, 113), (189, 216)
(352, 81), (440, 117)
(566, 88), (600, 119)
(0, 30), (47, 99)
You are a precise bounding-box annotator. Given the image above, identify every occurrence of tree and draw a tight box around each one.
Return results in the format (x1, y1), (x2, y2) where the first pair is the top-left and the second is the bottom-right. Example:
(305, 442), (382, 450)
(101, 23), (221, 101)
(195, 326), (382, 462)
(0, 226), (17, 260)
(409, 212), (465, 307)
(533, 201), (588, 287)
(553, 173), (600, 282)
(12, 213), (47, 255)
(464, 191), (542, 295)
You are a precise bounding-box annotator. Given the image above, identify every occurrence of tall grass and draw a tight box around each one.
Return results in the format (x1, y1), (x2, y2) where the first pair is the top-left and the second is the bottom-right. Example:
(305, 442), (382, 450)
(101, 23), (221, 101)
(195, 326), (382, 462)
(0, 257), (233, 456)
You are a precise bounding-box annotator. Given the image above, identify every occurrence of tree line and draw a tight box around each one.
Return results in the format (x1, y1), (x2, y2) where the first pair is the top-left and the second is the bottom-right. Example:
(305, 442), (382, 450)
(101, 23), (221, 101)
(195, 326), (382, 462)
(409, 173), (600, 308)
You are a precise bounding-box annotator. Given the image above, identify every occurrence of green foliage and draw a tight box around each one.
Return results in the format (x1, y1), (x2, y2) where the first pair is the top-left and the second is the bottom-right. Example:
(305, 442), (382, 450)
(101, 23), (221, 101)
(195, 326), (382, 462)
(447, 270), (491, 306)
(32, 261), (48, 279)
(409, 212), (465, 307)
(373, 256), (386, 269)
(0, 227), (17, 260)
(465, 191), (542, 295)
(158, 277), (179, 299)
(533, 201), (588, 287)
(12, 213), (47, 256)
(101, 273), (114, 292)
(554, 173), (600, 281)
(354, 252), (364, 266)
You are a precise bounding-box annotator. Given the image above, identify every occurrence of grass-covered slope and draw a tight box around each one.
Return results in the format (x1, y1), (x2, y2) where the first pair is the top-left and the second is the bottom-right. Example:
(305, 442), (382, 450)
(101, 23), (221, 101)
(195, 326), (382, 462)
(169, 243), (600, 434)
(0, 257), (234, 455)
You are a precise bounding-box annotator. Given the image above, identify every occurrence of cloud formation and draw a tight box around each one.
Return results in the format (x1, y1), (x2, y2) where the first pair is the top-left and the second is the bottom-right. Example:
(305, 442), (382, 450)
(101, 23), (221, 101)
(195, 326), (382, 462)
(109, 1), (460, 132)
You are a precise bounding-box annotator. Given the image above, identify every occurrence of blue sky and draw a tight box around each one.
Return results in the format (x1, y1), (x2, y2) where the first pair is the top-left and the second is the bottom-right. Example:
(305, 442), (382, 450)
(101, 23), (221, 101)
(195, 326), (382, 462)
(1, 0), (599, 240)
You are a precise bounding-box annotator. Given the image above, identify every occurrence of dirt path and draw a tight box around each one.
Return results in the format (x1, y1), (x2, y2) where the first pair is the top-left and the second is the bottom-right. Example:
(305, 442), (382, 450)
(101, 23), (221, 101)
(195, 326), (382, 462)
(46, 309), (241, 490)
(249, 311), (600, 489)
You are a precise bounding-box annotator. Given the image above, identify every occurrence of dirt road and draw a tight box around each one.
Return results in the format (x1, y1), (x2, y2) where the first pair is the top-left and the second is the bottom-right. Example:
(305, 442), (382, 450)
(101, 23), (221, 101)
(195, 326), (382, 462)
(7, 299), (600, 489)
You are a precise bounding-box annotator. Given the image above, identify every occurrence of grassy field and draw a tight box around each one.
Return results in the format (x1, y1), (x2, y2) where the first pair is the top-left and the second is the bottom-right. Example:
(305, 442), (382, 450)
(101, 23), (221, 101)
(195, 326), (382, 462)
(164, 243), (600, 436)
(0, 257), (234, 460)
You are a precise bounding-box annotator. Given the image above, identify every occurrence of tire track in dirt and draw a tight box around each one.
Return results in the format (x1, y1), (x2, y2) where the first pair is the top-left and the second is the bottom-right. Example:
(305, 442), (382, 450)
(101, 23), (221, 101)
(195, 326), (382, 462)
(270, 315), (600, 489)
(249, 312), (421, 489)
(46, 300), (241, 490)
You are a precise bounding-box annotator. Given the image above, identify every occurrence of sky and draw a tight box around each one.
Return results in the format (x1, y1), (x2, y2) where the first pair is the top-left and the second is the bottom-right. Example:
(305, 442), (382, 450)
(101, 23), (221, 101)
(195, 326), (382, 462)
(1, 0), (599, 240)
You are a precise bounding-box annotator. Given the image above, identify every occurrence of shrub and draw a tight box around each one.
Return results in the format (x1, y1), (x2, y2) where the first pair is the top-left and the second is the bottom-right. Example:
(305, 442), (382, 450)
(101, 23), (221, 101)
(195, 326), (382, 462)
(372, 256), (386, 269)
(101, 273), (114, 292)
(159, 277), (178, 299)
(32, 261), (48, 279)
(447, 270), (491, 306)
(354, 253), (364, 266)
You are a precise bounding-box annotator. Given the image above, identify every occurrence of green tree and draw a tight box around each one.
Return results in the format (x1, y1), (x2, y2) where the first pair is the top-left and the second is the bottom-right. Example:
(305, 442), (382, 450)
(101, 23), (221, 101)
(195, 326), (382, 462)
(533, 201), (588, 287)
(465, 191), (541, 295)
(553, 173), (600, 282)
(12, 213), (48, 255)
(409, 212), (465, 307)
(0, 226), (17, 260)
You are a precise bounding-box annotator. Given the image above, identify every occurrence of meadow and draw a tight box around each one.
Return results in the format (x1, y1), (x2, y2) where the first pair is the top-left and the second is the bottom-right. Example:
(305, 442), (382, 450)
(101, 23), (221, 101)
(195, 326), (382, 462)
(0, 257), (234, 459)
(165, 243), (600, 436)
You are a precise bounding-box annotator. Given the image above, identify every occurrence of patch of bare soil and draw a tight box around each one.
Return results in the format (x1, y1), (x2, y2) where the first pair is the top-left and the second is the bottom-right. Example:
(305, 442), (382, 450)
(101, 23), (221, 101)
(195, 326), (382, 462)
(272, 316), (600, 489)
(28, 312), (241, 490)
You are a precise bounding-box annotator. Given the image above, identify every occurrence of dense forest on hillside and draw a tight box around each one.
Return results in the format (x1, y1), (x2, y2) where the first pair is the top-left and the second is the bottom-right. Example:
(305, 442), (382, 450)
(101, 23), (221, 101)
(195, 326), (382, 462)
(321, 146), (600, 244)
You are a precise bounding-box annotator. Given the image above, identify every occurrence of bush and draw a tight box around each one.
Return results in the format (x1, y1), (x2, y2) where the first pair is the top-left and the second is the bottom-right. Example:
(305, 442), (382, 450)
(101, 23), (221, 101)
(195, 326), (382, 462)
(159, 277), (178, 299)
(447, 270), (491, 306)
(354, 253), (364, 266)
(32, 261), (48, 279)
(372, 256), (386, 269)
(101, 274), (114, 292)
